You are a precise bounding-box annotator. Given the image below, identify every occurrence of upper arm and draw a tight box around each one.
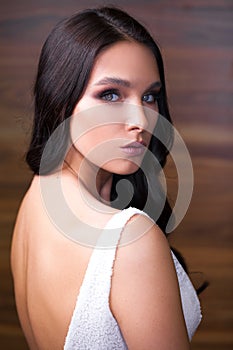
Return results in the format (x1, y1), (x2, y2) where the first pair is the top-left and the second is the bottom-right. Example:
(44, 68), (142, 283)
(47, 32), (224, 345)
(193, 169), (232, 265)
(110, 214), (190, 350)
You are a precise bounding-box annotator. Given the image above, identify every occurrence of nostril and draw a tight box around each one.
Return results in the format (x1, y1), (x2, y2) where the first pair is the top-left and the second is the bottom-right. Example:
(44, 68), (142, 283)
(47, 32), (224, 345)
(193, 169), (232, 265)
(127, 123), (144, 133)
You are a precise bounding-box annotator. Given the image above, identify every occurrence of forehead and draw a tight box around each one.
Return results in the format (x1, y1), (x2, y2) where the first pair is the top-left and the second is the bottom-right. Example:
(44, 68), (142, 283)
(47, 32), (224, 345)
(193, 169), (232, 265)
(87, 41), (160, 86)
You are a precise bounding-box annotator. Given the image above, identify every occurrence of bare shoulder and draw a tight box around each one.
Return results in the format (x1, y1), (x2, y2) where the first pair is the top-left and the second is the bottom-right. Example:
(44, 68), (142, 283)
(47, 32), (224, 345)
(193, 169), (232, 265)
(110, 213), (190, 350)
(11, 176), (42, 272)
(11, 179), (33, 275)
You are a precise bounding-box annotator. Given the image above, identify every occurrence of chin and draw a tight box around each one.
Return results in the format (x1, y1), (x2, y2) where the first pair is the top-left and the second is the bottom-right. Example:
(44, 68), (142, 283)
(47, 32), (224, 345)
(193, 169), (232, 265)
(103, 159), (141, 175)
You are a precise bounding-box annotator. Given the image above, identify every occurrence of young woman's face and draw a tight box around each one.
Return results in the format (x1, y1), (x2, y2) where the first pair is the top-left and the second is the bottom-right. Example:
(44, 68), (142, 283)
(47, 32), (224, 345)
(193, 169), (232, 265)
(71, 40), (161, 175)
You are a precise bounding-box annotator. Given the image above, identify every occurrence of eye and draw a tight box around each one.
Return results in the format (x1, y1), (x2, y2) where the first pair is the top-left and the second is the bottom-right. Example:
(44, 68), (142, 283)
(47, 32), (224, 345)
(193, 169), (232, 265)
(142, 92), (160, 104)
(100, 90), (120, 102)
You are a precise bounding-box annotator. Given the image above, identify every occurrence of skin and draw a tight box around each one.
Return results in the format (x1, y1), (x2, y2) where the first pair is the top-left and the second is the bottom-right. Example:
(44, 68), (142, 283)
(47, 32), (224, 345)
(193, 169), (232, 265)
(11, 41), (190, 349)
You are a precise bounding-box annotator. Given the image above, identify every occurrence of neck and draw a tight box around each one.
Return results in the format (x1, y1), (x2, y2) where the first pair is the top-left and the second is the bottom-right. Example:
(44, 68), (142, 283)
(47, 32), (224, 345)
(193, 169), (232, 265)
(64, 146), (113, 203)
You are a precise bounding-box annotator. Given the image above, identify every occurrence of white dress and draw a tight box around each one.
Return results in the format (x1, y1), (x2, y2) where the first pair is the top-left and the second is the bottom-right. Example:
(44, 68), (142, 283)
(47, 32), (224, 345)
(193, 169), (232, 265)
(64, 207), (202, 349)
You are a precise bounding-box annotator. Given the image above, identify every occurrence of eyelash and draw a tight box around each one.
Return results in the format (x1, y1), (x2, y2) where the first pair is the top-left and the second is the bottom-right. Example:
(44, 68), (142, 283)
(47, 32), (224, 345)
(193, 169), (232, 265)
(97, 89), (161, 105)
(142, 92), (161, 104)
(98, 89), (120, 102)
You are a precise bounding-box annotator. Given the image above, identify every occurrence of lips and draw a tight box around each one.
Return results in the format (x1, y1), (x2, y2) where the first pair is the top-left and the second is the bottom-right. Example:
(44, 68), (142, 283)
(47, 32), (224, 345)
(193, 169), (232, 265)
(121, 141), (147, 156)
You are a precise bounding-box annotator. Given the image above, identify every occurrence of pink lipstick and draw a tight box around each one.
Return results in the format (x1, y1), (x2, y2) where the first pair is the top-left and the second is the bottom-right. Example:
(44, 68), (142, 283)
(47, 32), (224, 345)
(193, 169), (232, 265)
(121, 141), (146, 157)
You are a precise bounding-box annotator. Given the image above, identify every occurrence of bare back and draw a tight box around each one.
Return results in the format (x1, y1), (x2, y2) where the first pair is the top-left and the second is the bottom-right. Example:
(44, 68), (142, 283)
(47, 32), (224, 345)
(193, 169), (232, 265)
(11, 176), (96, 349)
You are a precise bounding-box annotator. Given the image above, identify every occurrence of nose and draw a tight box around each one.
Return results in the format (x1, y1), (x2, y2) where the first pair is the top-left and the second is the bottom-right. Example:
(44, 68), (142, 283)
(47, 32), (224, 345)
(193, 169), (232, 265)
(125, 104), (148, 132)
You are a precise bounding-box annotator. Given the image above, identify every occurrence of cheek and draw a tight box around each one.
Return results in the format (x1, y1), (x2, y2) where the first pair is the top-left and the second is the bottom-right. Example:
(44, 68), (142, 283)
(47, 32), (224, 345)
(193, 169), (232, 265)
(72, 125), (124, 165)
(75, 127), (109, 151)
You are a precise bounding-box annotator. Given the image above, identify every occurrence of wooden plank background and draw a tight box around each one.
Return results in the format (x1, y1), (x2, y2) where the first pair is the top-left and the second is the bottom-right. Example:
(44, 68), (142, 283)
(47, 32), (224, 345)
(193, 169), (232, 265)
(0, 1), (232, 349)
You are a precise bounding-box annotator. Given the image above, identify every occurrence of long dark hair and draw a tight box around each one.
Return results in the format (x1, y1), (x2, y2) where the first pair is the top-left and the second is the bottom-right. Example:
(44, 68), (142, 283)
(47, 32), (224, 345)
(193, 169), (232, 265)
(26, 7), (173, 234)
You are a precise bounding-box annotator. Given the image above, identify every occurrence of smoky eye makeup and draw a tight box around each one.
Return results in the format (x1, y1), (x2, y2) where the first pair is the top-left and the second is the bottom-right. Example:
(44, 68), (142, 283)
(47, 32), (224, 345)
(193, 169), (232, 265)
(95, 88), (122, 102)
(142, 89), (162, 103)
(92, 82), (162, 104)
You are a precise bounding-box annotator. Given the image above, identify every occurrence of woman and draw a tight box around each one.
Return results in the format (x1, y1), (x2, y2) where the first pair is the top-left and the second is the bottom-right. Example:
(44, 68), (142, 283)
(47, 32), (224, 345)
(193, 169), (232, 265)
(11, 7), (202, 349)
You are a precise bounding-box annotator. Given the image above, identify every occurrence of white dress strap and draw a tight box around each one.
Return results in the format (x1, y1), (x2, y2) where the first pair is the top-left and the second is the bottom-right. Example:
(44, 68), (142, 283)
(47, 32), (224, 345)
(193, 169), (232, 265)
(64, 207), (144, 350)
(64, 207), (202, 348)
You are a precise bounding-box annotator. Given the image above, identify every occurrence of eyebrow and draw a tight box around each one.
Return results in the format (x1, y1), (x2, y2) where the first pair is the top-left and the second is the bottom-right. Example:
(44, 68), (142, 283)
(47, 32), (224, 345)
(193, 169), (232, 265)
(94, 76), (162, 90)
(94, 77), (131, 88)
(146, 81), (162, 91)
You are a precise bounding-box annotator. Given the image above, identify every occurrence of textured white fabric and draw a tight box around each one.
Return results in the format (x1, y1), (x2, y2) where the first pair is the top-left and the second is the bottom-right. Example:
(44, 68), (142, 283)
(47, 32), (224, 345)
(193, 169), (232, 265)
(171, 250), (202, 339)
(64, 207), (202, 349)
